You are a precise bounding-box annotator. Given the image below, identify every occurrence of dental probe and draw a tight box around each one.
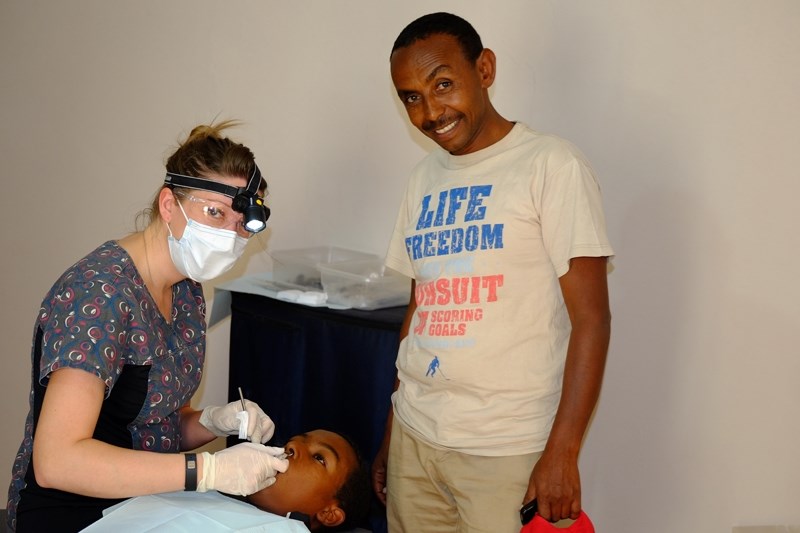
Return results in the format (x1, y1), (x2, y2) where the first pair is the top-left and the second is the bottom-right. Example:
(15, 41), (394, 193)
(238, 387), (247, 411)
(236, 387), (249, 440)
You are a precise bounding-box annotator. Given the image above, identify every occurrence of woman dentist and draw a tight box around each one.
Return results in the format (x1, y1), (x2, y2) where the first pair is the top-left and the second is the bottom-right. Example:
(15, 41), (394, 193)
(7, 121), (287, 532)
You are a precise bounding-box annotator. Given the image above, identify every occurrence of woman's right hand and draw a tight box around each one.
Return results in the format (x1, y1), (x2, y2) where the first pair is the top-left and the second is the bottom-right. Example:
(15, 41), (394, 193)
(198, 443), (289, 496)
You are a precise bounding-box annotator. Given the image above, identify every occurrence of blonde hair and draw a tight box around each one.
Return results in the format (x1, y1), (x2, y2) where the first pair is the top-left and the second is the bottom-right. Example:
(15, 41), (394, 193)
(166, 119), (254, 178)
(139, 120), (258, 228)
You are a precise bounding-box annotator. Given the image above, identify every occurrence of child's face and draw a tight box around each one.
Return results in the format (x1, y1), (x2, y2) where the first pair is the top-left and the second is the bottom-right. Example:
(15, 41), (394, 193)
(248, 429), (357, 517)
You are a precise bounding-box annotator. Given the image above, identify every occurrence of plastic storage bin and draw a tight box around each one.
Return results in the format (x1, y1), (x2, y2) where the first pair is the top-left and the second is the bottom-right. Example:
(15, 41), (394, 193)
(320, 258), (411, 310)
(270, 246), (378, 290)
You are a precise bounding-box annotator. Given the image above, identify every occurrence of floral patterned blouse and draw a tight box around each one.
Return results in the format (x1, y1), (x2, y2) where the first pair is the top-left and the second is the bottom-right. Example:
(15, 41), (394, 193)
(7, 241), (206, 531)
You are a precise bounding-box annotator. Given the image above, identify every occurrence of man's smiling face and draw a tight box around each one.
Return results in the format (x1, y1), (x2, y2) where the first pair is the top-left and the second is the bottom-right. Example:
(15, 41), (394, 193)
(390, 33), (494, 155)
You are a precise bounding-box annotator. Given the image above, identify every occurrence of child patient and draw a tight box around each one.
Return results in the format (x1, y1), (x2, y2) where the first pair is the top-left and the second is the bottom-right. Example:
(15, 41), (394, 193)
(246, 429), (371, 532)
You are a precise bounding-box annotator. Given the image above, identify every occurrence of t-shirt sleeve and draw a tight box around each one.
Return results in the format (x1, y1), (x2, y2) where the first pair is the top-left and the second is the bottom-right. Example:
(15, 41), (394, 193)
(538, 149), (615, 278)
(385, 184), (416, 279)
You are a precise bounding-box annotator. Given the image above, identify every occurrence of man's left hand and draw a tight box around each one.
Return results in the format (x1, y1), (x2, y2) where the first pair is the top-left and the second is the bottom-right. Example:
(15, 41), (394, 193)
(525, 448), (582, 522)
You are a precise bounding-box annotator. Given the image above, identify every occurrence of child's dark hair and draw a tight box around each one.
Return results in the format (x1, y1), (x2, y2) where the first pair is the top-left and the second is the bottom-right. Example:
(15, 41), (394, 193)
(325, 433), (371, 532)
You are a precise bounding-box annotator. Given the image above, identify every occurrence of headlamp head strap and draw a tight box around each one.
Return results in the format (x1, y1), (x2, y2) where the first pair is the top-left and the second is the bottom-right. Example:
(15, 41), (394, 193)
(164, 165), (270, 234)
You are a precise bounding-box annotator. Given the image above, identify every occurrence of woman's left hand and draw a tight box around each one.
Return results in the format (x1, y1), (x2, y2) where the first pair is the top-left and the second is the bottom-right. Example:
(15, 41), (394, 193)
(199, 400), (276, 443)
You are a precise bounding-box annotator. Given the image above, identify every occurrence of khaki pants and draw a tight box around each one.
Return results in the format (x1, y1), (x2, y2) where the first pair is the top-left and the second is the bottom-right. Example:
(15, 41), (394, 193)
(386, 418), (549, 533)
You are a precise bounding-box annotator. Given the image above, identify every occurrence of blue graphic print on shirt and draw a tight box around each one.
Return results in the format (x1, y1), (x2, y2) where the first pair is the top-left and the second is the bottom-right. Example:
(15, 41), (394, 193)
(402, 184), (505, 351)
(404, 185), (504, 260)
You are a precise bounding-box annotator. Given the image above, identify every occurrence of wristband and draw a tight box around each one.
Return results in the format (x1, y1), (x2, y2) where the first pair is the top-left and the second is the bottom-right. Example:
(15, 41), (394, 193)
(184, 453), (197, 491)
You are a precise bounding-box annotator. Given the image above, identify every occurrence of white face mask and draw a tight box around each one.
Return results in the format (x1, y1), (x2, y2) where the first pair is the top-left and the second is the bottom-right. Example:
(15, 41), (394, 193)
(167, 202), (249, 282)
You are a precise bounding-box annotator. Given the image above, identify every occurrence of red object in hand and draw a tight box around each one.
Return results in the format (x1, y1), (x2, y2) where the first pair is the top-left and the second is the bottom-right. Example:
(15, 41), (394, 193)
(520, 511), (595, 533)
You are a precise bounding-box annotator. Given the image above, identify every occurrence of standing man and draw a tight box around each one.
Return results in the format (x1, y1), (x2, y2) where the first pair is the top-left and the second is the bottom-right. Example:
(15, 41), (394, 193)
(372, 12), (614, 532)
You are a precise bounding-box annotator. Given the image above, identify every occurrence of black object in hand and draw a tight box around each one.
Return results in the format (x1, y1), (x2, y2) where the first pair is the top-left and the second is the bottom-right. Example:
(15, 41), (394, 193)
(520, 499), (538, 525)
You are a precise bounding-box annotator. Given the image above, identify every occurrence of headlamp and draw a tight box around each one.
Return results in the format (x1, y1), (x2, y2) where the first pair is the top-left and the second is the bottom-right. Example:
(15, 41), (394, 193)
(164, 165), (270, 234)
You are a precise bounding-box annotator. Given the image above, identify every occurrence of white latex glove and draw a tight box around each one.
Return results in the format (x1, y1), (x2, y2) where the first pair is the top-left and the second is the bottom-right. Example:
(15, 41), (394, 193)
(199, 400), (276, 443)
(197, 443), (288, 495)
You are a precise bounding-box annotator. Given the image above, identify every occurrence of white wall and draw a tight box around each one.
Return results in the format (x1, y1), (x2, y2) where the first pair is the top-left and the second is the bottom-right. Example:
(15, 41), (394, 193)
(1, 1), (798, 531)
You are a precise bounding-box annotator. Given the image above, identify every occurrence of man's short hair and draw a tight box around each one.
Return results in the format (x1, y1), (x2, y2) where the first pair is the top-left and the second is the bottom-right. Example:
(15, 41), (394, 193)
(391, 12), (484, 63)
